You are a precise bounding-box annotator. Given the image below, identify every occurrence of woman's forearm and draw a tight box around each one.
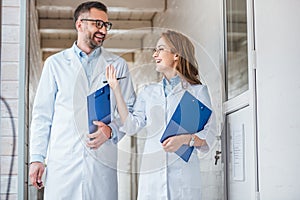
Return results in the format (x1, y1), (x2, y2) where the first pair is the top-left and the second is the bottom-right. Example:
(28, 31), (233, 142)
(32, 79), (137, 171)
(113, 85), (129, 124)
(105, 65), (129, 124)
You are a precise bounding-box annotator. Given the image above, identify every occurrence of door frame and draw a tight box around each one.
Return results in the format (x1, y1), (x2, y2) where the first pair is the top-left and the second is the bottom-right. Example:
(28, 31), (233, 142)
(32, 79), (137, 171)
(222, 0), (259, 199)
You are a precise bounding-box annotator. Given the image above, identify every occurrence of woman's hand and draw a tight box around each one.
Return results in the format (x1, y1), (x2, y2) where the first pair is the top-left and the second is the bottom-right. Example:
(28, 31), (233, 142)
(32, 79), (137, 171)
(105, 64), (129, 123)
(162, 134), (190, 152)
(105, 65), (119, 90)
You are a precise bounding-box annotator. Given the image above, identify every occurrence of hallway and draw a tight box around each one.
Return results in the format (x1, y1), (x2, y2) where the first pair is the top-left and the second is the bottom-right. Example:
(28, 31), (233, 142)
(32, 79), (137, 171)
(1, 0), (300, 199)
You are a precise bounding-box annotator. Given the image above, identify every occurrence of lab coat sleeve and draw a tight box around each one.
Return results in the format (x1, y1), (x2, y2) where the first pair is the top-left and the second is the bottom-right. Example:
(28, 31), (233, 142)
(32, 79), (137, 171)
(194, 86), (217, 153)
(119, 87), (147, 135)
(108, 58), (136, 143)
(30, 58), (57, 163)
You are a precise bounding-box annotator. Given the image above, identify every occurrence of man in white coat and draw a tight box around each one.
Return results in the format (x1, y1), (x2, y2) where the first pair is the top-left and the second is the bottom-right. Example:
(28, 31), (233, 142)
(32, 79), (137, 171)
(29, 1), (135, 199)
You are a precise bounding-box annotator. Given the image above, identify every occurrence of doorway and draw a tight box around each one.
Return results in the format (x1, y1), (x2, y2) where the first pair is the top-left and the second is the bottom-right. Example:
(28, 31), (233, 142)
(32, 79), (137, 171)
(223, 0), (258, 199)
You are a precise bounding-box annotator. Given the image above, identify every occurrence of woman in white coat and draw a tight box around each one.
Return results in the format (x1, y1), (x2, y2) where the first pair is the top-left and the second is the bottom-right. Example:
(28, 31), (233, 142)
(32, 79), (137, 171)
(106, 30), (216, 200)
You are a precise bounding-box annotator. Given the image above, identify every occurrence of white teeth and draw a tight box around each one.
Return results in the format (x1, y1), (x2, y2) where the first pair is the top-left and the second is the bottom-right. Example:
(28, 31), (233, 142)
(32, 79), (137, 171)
(95, 33), (104, 39)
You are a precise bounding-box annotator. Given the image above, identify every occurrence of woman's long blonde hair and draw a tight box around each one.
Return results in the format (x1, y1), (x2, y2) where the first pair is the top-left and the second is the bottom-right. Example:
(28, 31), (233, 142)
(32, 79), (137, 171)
(161, 30), (201, 85)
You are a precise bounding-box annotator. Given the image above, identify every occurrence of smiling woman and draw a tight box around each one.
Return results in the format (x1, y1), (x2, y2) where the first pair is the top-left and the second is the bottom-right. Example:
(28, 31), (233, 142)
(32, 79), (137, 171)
(105, 30), (216, 200)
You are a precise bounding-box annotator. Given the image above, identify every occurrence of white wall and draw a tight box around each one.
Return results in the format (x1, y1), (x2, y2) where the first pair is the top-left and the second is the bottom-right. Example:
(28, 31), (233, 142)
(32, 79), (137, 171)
(153, 0), (225, 108)
(0, 0), (21, 199)
(255, 0), (300, 199)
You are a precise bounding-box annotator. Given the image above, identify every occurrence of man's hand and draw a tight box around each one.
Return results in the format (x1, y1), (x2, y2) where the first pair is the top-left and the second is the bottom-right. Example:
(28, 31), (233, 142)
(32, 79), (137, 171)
(86, 121), (112, 149)
(29, 162), (45, 189)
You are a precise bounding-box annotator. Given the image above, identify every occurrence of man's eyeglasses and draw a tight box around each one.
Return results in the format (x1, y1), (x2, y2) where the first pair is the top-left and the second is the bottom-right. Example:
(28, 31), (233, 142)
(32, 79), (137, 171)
(81, 19), (112, 31)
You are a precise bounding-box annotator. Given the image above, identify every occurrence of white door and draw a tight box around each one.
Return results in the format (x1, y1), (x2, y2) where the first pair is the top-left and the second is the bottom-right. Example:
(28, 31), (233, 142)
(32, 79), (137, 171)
(226, 105), (256, 200)
(223, 0), (258, 199)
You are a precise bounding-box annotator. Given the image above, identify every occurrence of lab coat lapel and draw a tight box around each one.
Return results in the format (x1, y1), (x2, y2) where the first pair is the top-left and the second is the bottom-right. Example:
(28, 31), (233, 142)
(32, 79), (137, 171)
(70, 50), (90, 95)
(63, 47), (89, 94)
(89, 48), (114, 92)
(171, 78), (193, 95)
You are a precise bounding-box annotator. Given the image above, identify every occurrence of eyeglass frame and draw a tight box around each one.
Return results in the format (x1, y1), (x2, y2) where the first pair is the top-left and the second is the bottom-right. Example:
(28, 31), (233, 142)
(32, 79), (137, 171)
(80, 19), (113, 31)
(152, 47), (172, 55)
(152, 47), (175, 55)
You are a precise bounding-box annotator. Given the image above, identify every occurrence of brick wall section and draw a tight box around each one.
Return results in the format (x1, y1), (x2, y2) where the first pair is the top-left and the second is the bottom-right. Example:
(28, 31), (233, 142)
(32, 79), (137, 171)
(1, 0), (42, 199)
(1, 0), (20, 199)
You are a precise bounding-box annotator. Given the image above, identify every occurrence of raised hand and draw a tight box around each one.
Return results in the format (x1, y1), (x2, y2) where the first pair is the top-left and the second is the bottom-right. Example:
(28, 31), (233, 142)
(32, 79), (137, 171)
(105, 65), (129, 124)
(105, 65), (119, 90)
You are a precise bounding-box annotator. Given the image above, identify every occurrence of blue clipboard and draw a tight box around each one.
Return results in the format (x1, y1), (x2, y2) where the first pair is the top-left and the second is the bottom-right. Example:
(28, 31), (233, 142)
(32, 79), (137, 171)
(87, 84), (111, 133)
(160, 91), (212, 162)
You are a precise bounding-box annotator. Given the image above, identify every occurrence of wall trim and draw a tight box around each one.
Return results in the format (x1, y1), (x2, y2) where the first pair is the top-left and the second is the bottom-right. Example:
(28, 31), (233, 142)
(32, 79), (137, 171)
(18, 0), (28, 199)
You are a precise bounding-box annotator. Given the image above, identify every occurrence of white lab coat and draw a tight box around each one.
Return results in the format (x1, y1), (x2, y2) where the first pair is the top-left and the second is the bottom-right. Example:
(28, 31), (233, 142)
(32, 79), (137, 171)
(120, 79), (216, 200)
(30, 46), (135, 200)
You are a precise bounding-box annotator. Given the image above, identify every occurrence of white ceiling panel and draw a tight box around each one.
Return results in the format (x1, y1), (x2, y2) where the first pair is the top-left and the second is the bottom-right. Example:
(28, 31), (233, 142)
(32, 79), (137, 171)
(36, 0), (165, 58)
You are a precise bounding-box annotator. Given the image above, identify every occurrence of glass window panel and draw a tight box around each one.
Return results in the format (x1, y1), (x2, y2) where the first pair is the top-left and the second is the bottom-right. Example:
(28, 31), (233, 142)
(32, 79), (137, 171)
(226, 0), (248, 100)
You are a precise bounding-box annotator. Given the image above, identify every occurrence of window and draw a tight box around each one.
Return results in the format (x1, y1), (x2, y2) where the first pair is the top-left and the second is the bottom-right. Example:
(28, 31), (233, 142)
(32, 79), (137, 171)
(225, 0), (248, 99)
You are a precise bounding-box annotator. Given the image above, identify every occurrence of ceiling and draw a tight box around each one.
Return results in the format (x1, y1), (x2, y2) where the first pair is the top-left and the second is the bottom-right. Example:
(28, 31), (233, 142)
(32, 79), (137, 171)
(36, 0), (166, 61)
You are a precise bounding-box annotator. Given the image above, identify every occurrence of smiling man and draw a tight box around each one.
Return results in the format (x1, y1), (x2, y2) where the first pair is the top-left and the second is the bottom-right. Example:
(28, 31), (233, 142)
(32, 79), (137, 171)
(29, 1), (135, 199)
